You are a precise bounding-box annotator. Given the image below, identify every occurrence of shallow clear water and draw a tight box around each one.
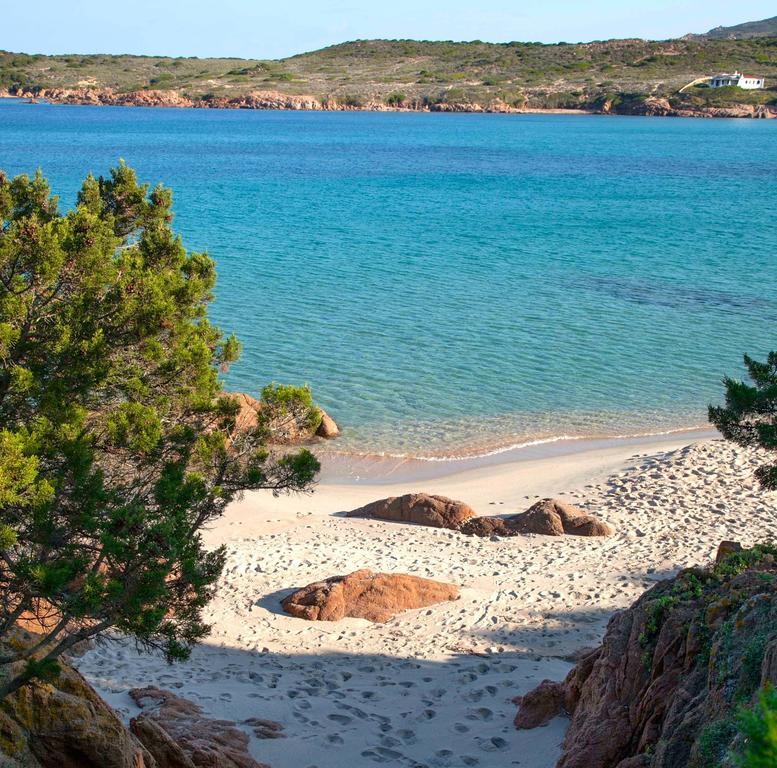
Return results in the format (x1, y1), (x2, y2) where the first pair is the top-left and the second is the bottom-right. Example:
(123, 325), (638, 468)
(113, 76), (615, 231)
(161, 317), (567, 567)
(1, 101), (775, 456)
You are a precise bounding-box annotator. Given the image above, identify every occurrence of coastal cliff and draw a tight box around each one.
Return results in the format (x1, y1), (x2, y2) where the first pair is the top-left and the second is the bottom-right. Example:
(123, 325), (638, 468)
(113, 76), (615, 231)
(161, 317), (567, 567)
(515, 543), (777, 768)
(8, 86), (776, 118)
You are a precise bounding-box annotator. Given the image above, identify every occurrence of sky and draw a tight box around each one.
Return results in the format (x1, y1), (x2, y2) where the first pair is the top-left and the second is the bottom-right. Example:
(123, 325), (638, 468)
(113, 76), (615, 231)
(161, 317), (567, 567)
(2, 1), (774, 59)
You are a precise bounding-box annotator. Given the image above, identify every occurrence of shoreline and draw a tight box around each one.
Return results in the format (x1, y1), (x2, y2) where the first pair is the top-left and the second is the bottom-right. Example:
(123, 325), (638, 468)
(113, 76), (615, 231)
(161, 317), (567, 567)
(4, 91), (775, 119)
(223, 430), (722, 531)
(314, 426), (717, 485)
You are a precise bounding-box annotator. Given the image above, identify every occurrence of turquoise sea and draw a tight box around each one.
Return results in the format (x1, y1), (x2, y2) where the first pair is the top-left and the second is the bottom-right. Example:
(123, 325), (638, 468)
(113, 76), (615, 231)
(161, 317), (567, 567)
(1, 100), (775, 457)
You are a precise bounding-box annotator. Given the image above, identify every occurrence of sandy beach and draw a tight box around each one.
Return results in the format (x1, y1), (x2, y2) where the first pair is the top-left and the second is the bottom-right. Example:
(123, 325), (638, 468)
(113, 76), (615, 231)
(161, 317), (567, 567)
(76, 432), (776, 768)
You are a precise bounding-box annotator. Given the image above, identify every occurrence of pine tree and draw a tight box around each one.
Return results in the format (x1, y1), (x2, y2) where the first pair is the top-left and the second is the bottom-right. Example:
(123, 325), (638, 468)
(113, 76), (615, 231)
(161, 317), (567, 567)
(0, 163), (319, 699)
(709, 353), (777, 490)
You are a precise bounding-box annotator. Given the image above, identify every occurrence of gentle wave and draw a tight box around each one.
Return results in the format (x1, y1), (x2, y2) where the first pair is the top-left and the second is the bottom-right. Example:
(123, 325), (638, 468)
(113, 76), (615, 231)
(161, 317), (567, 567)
(320, 423), (711, 463)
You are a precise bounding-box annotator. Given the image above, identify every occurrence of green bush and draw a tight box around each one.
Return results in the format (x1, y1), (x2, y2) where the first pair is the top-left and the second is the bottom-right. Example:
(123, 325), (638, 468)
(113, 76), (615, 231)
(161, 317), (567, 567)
(691, 718), (737, 768)
(734, 685), (777, 767)
(260, 383), (323, 437)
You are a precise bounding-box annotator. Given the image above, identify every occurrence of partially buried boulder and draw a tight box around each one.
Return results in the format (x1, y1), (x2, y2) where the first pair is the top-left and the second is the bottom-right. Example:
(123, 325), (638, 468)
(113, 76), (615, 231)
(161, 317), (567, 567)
(512, 680), (569, 729)
(461, 498), (613, 538)
(459, 516), (516, 537)
(130, 687), (272, 768)
(346, 493), (475, 529)
(281, 568), (460, 622)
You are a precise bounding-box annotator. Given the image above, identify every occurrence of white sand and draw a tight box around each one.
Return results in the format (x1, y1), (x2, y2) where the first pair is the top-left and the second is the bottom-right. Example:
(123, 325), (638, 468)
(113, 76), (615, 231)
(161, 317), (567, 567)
(77, 435), (776, 768)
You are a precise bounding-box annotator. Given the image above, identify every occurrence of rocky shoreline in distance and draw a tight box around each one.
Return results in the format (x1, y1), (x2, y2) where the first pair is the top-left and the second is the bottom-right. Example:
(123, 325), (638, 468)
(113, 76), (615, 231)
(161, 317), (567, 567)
(6, 87), (776, 119)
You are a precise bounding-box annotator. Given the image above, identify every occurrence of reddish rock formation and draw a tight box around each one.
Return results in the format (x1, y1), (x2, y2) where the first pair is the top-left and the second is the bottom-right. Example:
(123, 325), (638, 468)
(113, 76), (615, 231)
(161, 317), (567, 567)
(281, 568), (460, 622)
(607, 95), (777, 119)
(0, 627), (282, 768)
(459, 516), (515, 537)
(513, 680), (569, 729)
(515, 544), (777, 768)
(229, 392), (262, 432)
(130, 687), (271, 768)
(315, 409), (340, 438)
(12, 86), (776, 119)
(0, 634), (153, 767)
(226, 391), (338, 442)
(461, 498), (612, 537)
(346, 493), (475, 529)
(715, 539), (742, 563)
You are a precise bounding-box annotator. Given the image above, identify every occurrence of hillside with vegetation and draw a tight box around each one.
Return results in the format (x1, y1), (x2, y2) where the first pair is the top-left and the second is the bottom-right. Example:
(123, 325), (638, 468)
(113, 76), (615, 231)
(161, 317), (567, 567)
(1, 28), (776, 115)
(695, 15), (777, 40)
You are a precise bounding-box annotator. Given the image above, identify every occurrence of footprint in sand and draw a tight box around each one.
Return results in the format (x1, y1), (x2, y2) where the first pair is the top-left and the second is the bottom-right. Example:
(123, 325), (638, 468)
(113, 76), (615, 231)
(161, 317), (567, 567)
(361, 747), (405, 763)
(466, 707), (493, 722)
(476, 736), (508, 752)
(327, 713), (352, 725)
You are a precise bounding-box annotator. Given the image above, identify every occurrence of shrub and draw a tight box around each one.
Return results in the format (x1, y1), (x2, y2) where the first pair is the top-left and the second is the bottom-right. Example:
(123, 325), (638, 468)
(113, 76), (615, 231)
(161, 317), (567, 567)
(734, 685), (777, 767)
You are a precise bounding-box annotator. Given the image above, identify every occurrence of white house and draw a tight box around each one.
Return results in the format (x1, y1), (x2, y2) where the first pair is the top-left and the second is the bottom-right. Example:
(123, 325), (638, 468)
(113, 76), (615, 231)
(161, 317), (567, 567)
(710, 71), (765, 89)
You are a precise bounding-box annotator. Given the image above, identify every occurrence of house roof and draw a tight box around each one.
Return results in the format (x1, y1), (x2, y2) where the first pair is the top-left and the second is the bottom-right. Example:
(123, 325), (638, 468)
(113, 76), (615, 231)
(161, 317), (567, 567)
(711, 72), (762, 79)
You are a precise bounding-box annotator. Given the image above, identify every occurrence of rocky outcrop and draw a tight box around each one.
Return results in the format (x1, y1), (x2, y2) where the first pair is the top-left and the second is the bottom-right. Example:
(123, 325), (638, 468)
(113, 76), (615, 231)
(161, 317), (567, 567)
(281, 568), (460, 622)
(346, 493), (475, 529)
(129, 687), (270, 768)
(226, 391), (338, 442)
(0, 633), (153, 767)
(606, 95), (777, 119)
(11, 86), (776, 119)
(429, 101), (486, 112)
(0, 631), (279, 768)
(515, 543), (777, 768)
(462, 498), (613, 537)
(715, 539), (743, 562)
(459, 515), (516, 537)
(513, 680), (568, 729)
(229, 392), (262, 432)
(315, 409), (340, 438)
(11, 87), (325, 111)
